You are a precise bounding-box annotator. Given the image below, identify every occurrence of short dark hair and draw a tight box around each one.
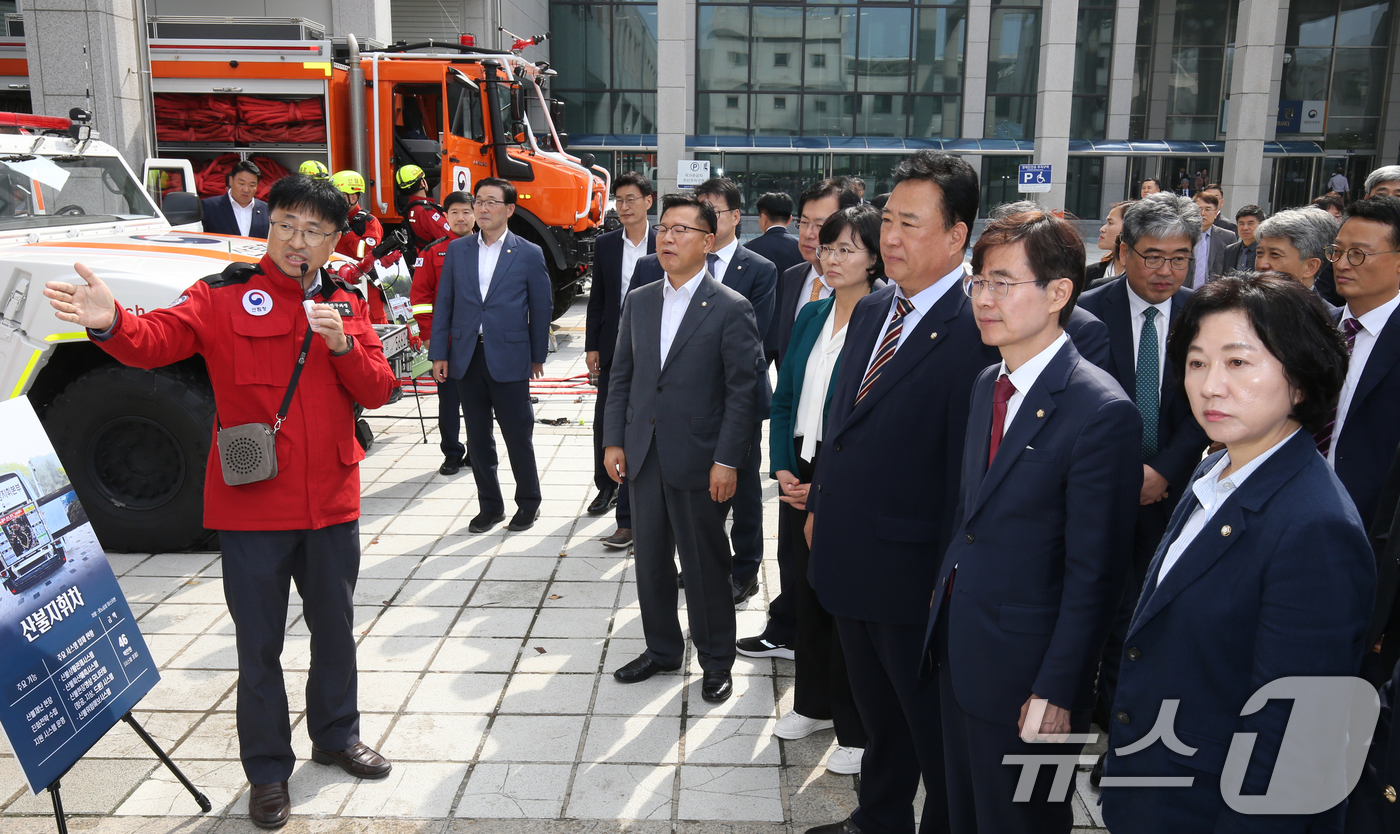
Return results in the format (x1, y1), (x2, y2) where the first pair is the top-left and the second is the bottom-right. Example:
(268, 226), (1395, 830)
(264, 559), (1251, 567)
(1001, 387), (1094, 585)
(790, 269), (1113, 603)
(1204, 182), (1223, 194)
(614, 171), (654, 199)
(871, 192), (891, 210)
(796, 178), (860, 220)
(659, 193), (717, 235)
(692, 177), (742, 211)
(891, 150), (980, 234)
(1167, 271), (1348, 434)
(971, 209), (1086, 327)
(474, 177), (517, 204)
(1141, 178), (1162, 190)
(1235, 204), (1266, 223)
(1194, 191), (1221, 209)
(1342, 195), (1400, 249)
(228, 160), (261, 183)
(756, 191), (793, 222)
(266, 174), (345, 228)
(443, 190), (473, 210)
(1311, 194), (1344, 214)
(818, 204), (884, 285)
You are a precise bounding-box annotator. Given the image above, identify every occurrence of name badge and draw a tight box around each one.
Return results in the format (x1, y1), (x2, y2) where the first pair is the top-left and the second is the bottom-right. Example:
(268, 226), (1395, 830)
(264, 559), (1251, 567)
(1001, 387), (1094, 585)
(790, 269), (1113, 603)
(328, 301), (354, 317)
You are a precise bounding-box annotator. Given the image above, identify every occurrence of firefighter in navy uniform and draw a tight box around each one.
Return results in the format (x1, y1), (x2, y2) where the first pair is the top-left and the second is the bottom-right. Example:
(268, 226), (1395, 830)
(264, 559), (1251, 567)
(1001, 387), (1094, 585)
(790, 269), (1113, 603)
(45, 175), (400, 831)
(395, 163), (451, 259)
(411, 190), (476, 475)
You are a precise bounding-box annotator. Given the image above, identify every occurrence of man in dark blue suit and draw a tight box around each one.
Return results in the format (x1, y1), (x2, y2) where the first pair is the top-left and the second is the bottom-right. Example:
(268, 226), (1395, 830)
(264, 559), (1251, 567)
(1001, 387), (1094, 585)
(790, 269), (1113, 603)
(1076, 193), (1210, 737)
(773, 181), (861, 369)
(430, 178), (552, 534)
(201, 160), (269, 239)
(1325, 196), (1400, 683)
(802, 151), (1000, 834)
(746, 191), (804, 364)
(585, 172), (656, 544)
(926, 210), (1140, 833)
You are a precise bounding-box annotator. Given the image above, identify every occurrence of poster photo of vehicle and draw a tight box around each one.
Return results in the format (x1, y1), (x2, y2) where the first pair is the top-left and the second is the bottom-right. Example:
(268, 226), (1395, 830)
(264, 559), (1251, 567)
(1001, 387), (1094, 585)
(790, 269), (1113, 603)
(0, 396), (158, 794)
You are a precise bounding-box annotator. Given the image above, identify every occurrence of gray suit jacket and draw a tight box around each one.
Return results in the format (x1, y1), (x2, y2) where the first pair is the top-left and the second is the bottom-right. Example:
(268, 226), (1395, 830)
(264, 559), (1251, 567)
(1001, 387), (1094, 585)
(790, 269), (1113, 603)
(602, 274), (762, 491)
(1188, 226), (1239, 286)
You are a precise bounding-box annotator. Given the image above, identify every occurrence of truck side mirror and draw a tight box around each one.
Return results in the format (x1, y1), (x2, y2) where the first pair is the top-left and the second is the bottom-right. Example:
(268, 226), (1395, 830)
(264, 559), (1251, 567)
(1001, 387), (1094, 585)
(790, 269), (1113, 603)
(161, 191), (203, 227)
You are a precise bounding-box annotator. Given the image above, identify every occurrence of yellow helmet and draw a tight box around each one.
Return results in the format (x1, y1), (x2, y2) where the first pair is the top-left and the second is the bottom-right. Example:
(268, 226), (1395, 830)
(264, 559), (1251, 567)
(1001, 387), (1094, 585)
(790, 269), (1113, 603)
(331, 170), (365, 194)
(395, 164), (426, 190)
(299, 160), (330, 179)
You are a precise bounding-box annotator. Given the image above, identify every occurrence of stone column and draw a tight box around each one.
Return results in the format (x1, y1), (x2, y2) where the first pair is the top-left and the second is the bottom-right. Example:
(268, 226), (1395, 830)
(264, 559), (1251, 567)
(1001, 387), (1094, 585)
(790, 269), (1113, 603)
(21, 0), (148, 166)
(1102, 0), (1140, 215)
(1147, 0), (1175, 141)
(960, 0), (992, 177)
(1033, 0), (1078, 211)
(656, 0), (692, 196)
(1221, 0), (1281, 216)
(332, 0), (393, 44)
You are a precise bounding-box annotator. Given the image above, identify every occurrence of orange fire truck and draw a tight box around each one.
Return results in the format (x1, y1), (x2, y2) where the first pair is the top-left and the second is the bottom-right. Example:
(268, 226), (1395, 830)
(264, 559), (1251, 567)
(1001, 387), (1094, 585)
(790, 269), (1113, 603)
(146, 17), (608, 317)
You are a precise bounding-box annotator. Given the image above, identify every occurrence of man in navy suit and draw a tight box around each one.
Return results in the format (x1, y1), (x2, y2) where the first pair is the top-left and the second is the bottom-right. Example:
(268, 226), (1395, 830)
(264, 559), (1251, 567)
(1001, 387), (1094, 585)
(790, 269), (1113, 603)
(746, 191), (804, 364)
(1077, 193), (1210, 736)
(202, 160), (269, 239)
(926, 210), (1141, 833)
(773, 180), (862, 368)
(585, 172), (656, 544)
(802, 151), (1000, 834)
(1325, 196), (1400, 683)
(430, 178), (551, 534)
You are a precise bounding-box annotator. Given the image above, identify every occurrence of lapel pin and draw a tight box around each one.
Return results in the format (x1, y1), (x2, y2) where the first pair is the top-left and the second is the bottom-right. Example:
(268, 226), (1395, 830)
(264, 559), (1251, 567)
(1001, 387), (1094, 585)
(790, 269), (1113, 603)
(701, 301), (708, 307)
(1036, 409), (1045, 418)
(1221, 525), (1232, 537)
(506, 249), (512, 254)
(930, 332), (937, 339)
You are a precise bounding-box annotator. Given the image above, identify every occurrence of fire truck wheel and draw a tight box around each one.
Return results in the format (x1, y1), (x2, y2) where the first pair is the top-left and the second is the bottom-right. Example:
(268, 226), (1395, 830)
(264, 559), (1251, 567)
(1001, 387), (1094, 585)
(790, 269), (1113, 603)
(551, 278), (580, 320)
(42, 365), (217, 553)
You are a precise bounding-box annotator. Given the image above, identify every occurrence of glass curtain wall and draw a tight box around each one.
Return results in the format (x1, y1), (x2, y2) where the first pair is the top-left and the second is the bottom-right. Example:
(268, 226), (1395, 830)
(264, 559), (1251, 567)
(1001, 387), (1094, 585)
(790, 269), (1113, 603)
(1283, 0), (1392, 150)
(550, 1), (660, 136)
(985, 0), (1041, 139)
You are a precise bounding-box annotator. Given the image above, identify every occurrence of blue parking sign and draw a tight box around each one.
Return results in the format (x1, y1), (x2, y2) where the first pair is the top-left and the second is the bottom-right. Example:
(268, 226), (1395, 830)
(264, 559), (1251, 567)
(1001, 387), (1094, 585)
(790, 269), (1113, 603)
(1018, 164), (1052, 193)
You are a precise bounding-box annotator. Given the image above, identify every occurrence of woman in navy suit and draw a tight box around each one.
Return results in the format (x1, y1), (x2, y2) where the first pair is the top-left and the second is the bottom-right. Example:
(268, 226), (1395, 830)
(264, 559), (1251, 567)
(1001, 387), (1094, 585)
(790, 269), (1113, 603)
(1102, 272), (1376, 832)
(766, 204), (880, 774)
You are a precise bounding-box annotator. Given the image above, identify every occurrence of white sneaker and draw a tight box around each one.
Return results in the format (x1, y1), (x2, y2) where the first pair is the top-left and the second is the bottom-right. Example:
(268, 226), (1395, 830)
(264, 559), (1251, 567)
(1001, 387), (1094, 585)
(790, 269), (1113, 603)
(772, 710), (834, 740)
(825, 745), (864, 775)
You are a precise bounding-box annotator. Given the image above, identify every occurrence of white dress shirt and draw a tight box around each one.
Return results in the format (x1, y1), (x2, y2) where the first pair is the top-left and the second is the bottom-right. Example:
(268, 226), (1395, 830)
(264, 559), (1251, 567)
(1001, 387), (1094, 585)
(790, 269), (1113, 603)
(477, 231), (507, 334)
(863, 264), (962, 377)
(660, 269), (705, 366)
(229, 192), (254, 237)
(1157, 429), (1298, 580)
(794, 306), (847, 461)
(795, 264), (831, 318)
(620, 228), (648, 304)
(708, 237), (740, 285)
(997, 332), (1068, 430)
(1329, 292), (1400, 466)
(1125, 282), (1172, 394)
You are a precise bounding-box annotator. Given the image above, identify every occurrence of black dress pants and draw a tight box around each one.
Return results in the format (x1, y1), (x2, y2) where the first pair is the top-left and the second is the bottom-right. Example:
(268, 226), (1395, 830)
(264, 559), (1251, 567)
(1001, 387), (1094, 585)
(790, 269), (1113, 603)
(456, 337), (542, 516)
(594, 363), (631, 528)
(221, 521), (361, 785)
(436, 376), (466, 462)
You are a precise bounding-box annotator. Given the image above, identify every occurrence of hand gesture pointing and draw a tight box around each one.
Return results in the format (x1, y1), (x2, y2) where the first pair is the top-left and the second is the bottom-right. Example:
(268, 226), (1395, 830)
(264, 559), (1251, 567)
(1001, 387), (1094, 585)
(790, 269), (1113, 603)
(45, 262), (117, 331)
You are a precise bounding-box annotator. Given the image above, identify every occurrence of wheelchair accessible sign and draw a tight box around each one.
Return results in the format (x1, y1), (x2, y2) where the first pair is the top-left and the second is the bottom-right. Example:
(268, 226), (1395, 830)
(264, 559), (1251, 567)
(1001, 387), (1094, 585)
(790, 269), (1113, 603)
(1018, 164), (1052, 193)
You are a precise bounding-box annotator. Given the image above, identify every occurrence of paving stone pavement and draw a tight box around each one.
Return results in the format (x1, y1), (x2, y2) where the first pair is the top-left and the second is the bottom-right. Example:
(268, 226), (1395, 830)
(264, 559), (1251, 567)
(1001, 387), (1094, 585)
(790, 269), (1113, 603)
(0, 298), (1110, 833)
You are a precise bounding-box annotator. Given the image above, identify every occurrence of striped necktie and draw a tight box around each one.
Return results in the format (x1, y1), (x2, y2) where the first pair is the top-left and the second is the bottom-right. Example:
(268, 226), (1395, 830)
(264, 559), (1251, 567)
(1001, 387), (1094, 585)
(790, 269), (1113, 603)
(1314, 317), (1362, 456)
(856, 297), (915, 404)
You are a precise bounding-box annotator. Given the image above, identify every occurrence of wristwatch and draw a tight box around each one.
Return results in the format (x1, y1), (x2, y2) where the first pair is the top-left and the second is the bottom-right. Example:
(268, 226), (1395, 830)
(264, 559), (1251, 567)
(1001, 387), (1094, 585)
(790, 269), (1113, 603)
(331, 335), (354, 357)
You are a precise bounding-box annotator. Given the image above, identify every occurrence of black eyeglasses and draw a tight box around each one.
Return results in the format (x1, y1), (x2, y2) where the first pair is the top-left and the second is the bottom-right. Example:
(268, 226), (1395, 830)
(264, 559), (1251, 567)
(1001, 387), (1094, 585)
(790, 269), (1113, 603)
(1324, 244), (1400, 266)
(1129, 245), (1190, 271)
(270, 221), (333, 246)
(652, 223), (709, 237)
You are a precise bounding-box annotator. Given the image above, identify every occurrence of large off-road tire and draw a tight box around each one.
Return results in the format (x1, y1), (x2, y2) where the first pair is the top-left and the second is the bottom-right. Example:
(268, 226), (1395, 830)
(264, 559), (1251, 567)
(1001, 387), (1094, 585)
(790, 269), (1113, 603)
(551, 270), (581, 320)
(42, 364), (216, 553)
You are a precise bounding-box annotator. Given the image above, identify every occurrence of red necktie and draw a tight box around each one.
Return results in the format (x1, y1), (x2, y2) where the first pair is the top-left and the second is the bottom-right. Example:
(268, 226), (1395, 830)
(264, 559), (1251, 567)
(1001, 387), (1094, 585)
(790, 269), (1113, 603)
(988, 374), (1016, 467)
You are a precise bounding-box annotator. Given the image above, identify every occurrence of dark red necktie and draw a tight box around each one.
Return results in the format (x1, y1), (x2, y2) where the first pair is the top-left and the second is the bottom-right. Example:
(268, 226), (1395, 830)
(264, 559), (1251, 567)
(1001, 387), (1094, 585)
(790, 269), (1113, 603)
(988, 374), (1016, 467)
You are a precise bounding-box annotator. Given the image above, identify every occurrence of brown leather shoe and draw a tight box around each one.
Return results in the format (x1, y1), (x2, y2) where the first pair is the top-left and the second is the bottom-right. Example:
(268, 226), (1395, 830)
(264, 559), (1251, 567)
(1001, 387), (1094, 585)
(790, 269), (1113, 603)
(311, 741), (392, 779)
(248, 781), (290, 829)
(602, 527), (633, 549)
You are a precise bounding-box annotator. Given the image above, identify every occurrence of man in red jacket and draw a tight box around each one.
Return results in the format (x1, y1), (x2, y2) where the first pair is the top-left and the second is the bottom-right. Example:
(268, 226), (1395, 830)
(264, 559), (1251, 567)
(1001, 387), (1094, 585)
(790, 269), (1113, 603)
(411, 190), (476, 474)
(45, 174), (399, 831)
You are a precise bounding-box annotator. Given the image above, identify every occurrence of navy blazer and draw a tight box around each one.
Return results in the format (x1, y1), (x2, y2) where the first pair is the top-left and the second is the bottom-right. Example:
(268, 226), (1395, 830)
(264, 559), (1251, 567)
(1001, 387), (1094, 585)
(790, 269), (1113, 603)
(1077, 277), (1209, 495)
(1064, 306), (1110, 370)
(1346, 656), (1400, 832)
(428, 229), (552, 383)
(774, 261), (814, 367)
(924, 339), (1141, 722)
(807, 280), (1001, 624)
(1333, 303), (1400, 532)
(585, 226), (656, 369)
(631, 244), (777, 417)
(745, 226), (804, 351)
(201, 193), (269, 239)
(1102, 432), (1375, 834)
(768, 296), (840, 478)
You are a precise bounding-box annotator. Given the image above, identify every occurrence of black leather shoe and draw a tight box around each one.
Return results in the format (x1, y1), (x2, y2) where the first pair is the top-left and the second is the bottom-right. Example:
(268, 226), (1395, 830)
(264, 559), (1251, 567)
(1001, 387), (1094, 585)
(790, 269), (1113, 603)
(732, 575), (759, 605)
(468, 511), (506, 533)
(677, 572), (684, 588)
(613, 654), (681, 683)
(1090, 752), (1105, 787)
(701, 670), (733, 702)
(439, 457), (464, 476)
(804, 818), (864, 834)
(508, 508), (540, 531)
(248, 781), (290, 829)
(587, 486), (618, 515)
(311, 741), (392, 779)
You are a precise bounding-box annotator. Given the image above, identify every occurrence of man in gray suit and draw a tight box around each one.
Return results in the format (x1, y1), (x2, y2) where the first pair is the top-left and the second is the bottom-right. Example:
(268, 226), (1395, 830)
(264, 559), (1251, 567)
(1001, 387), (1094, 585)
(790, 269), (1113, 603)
(430, 177), (552, 534)
(602, 194), (762, 704)
(1188, 191), (1238, 287)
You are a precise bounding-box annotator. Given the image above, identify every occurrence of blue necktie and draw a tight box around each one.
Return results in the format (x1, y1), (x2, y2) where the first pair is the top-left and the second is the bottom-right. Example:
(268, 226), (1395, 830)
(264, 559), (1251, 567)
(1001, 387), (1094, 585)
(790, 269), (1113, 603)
(706, 252), (719, 279)
(1137, 307), (1160, 459)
